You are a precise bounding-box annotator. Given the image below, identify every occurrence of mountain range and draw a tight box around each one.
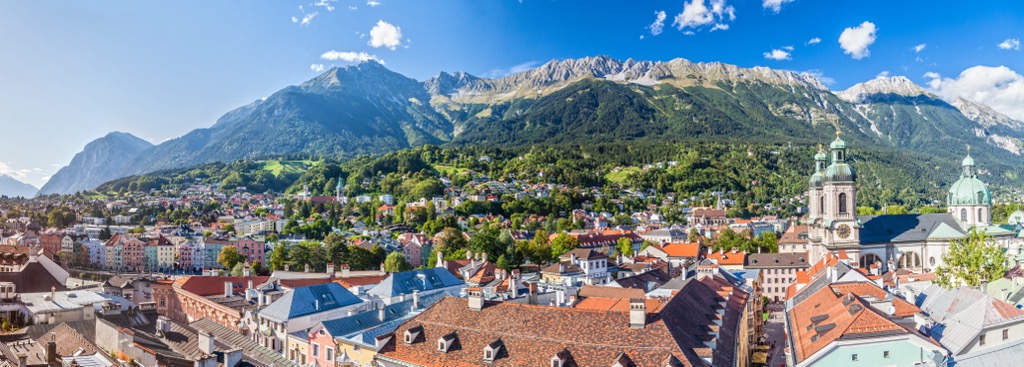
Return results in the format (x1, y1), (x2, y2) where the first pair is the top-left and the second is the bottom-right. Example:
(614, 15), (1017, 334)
(39, 56), (1024, 195)
(0, 175), (38, 198)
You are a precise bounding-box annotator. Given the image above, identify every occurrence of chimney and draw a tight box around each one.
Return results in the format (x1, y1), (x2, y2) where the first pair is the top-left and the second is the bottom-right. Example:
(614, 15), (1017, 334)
(157, 316), (171, 335)
(51, 286), (56, 301)
(224, 281), (233, 297)
(379, 263), (386, 275)
(17, 354), (25, 367)
(198, 329), (215, 355)
(243, 265), (250, 277)
(468, 288), (484, 311)
(46, 332), (57, 364)
(982, 280), (989, 294)
(436, 252), (444, 268)
(304, 264), (310, 273)
(482, 252), (488, 263)
(341, 264), (350, 278)
(412, 290), (420, 309)
(629, 298), (647, 329)
(284, 264), (290, 271)
(466, 250), (472, 260)
(399, 293), (406, 302)
(1002, 288), (1009, 301)
(378, 306), (386, 321)
(528, 283), (538, 305)
(510, 273), (519, 299)
(326, 263), (335, 277)
(347, 309), (356, 316)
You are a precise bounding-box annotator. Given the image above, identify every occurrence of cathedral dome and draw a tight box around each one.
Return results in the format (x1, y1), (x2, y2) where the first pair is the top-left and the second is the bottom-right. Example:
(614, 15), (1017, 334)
(809, 172), (823, 188)
(948, 176), (990, 206)
(829, 135), (847, 150)
(948, 151), (990, 206)
(823, 163), (855, 183)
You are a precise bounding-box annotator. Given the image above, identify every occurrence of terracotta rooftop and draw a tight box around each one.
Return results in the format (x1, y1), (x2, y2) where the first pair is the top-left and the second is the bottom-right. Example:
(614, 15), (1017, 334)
(662, 242), (703, 258)
(706, 249), (746, 266)
(175, 275), (270, 296)
(578, 285), (646, 299)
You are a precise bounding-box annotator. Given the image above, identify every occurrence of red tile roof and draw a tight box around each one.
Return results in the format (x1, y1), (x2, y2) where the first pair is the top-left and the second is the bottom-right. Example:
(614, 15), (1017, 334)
(175, 276), (270, 296)
(662, 242), (703, 258)
(706, 249), (746, 266)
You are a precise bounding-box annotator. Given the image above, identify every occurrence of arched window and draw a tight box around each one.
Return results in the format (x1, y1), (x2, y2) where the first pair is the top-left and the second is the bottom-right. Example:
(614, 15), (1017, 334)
(838, 193), (848, 214)
(978, 208), (985, 223)
(861, 253), (882, 268)
(898, 252), (922, 268)
(961, 209), (968, 222)
(819, 196), (824, 215)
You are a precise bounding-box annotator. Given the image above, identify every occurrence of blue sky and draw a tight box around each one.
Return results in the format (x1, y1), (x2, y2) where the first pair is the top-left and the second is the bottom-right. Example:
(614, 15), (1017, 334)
(2, 0), (1024, 187)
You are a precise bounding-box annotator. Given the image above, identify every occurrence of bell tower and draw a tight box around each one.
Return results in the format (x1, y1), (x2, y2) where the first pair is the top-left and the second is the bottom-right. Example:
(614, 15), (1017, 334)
(810, 131), (860, 265)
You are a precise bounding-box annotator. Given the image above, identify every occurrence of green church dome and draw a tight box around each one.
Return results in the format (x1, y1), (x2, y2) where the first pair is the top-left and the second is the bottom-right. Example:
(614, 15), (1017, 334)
(829, 135), (846, 150)
(948, 151), (990, 206)
(809, 172), (823, 188)
(823, 163), (856, 183)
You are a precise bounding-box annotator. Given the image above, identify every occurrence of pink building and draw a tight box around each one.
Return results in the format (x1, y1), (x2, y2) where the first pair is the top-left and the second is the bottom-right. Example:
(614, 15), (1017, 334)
(233, 237), (265, 266)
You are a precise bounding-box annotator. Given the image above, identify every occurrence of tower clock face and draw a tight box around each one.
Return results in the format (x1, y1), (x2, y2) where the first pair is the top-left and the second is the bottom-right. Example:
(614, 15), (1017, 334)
(837, 224), (851, 239)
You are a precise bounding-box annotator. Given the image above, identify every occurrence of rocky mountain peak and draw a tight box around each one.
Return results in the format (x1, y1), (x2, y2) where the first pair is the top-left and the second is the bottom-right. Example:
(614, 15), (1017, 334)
(836, 75), (929, 103)
(951, 97), (1024, 131)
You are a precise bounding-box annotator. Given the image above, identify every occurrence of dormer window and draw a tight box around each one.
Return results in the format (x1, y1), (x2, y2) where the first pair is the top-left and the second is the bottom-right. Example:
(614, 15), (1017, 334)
(438, 332), (457, 353)
(404, 325), (423, 344)
(483, 339), (503, 363)
(551, 348), (569, 367)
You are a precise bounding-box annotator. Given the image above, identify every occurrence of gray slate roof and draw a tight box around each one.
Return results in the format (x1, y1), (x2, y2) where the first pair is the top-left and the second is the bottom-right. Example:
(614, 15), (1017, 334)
(859, 213), (965, 244)
(918, 284), (1024, 354)
(951, 338), (1024, 367)
(367, 268), (464, 299)
(259, 282), (363, 321)
(745, 252), (809, 268)
(189, 318), (292, 367)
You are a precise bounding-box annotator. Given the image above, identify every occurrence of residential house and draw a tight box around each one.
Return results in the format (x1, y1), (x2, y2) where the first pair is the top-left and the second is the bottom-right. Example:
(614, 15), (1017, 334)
(255, 282), (367, 354)
(366, 268), (464, 305)
(917, 284), (1024, 363)
(785, 281), (946, 367)
(706, 248), (747, 271)
(744, 252), (810, 302)
(540, 248), (612, 286)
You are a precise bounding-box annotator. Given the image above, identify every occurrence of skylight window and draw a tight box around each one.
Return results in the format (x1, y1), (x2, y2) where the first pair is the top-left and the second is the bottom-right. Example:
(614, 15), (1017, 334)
(320, 293), (336, 304)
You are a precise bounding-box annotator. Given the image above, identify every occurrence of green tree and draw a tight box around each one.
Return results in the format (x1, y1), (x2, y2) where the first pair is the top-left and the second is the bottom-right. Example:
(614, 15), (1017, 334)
(383, 252), (412, 273)
(617, 237), (634, 257)
(495, 254), (510, 271)
(217, 246), (245, 269)
(230, 262), (245, 276)
(550, 233), (579, 260)
(936, 229), (1008, 288)
(268, 244), (289, 271)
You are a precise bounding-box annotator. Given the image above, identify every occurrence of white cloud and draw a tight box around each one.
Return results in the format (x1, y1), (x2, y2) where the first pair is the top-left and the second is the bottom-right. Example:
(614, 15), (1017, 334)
(782, 45), (794, 51)
(805, 37), (821, 45)
(313, 0), (335, 12)
(672, 0), (735, 32)
(683, 30), (695, 36)
(923, 72), (940, 79)
(348, 5), (357, 10)
(368, 20), (402, 50)
(876, 71), (890, 78)
(320, 51), (383, 63)
(998, 38), (1021, 50)
(913, 43), (926, 53)
(367, 0), (381, 7)
(483, 61), (540, 78)
(710, 23), (729, 32)
(927, 65), (1024, 120)
(763, 49), (791, 60)
(839, 21), (877, 59)
(291, 16), (299, 23)
(762, 0), (795, 13)
(649, 11), (667, 36)
(299, 12), (318, 27)
(310, 63), (325, 72)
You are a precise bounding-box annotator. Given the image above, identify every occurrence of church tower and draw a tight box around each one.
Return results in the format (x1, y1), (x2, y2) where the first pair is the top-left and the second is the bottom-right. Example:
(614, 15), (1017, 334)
(807, 145), (827, 222)
(947, 147), (991, 229)
(809, 132), (860, 265)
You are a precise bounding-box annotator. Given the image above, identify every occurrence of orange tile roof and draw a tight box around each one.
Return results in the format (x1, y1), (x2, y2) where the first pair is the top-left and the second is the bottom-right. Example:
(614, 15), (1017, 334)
(662, 242), (703, 258)
(706, 249), (746, 266)
(578, 285), (646, 299)
(574, 297), (662, 312)
(828, 282), (921, 318)
(789, 283), (929, 362)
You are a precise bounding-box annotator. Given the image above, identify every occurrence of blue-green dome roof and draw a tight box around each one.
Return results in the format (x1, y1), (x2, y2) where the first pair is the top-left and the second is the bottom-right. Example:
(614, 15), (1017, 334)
(948, 176), (990, 206)
(809, 172), (823, 188)
(814, 150), (828, 161)
(823, 163), (855, 183)
(962, 154), (975, 167)
(829, 136), (846, 150)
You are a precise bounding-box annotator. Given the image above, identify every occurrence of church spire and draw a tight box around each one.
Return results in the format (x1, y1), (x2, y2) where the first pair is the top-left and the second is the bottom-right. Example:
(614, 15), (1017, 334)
(961, 145), (976, 178)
